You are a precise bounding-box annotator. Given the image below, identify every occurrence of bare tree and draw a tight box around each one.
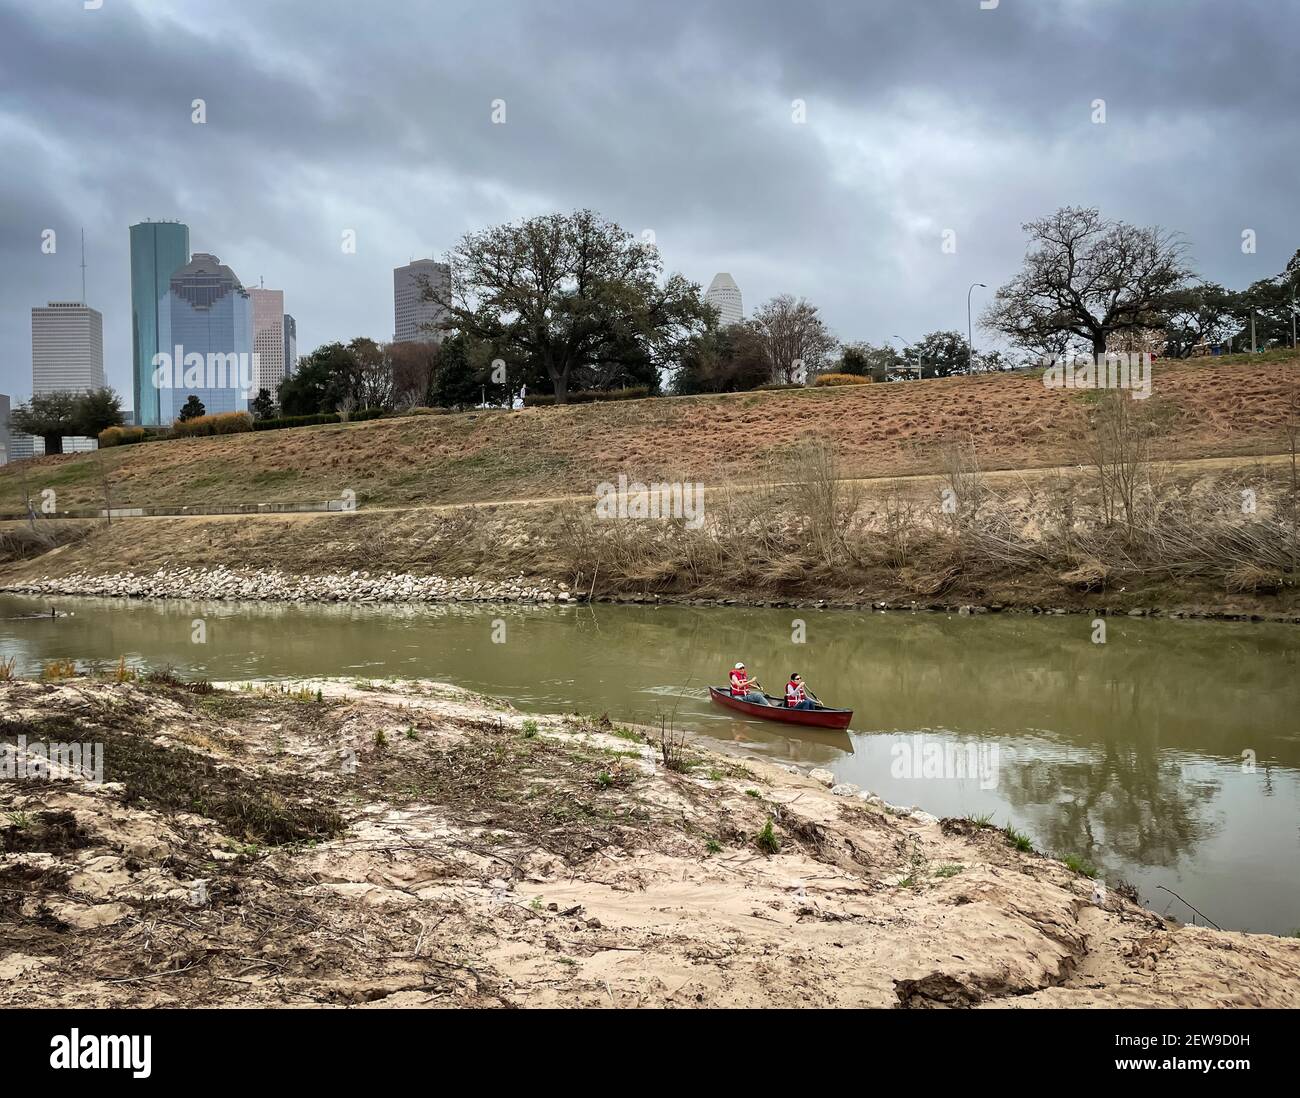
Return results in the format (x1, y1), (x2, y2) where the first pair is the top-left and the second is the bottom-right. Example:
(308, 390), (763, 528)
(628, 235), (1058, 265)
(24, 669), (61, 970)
(983, 207), (1192, 358)
(750, 294), (838, 384)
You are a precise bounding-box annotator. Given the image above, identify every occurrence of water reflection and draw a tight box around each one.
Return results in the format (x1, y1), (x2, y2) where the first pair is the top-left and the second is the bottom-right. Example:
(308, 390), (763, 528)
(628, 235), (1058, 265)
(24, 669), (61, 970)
(1, 594), (1296, 932)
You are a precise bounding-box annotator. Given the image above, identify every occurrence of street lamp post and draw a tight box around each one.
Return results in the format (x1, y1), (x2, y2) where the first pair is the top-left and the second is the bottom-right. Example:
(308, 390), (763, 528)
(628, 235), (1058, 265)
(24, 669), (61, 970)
(891, 334), (920, 380)
(967, 282), (986, 373)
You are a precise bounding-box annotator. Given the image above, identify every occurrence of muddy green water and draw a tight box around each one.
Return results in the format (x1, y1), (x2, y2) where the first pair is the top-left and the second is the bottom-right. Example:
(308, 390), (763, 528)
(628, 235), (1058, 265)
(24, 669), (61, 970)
(2, 593), (1297, 934)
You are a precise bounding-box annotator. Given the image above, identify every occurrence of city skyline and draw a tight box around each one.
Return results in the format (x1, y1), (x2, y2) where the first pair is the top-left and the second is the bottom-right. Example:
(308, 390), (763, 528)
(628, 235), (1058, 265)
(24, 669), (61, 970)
(2, 1), (1294, 406)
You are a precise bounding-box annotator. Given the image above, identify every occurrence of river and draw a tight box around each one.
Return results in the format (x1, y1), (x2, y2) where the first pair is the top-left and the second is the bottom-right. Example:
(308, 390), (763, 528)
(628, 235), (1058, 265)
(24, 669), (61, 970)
(2, 593), (1297, 934)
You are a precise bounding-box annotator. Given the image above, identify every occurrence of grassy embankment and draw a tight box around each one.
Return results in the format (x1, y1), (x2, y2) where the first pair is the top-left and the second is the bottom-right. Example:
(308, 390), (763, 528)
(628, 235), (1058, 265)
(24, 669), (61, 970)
(1, 356), (1297, 616)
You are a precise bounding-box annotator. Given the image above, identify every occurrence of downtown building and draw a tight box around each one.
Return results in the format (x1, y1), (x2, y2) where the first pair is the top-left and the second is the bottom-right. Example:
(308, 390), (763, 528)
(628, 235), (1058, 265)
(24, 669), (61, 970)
(249, 287), (286, 400)
(130, 220), (191, 426)
(156, 254), (254, 422)
(704, 272), (743, 327)
(31, 300), (106, 453)
(0, 393), (9, 465)
(283, 314), (297, 378)
(393, 259), (449, 343)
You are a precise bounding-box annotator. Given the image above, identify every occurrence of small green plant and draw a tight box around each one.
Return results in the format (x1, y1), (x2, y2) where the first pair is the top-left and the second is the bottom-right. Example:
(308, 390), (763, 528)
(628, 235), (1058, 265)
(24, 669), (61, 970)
(5, 811), (32, 829)
(404, 724), (418, 740)
(374, 728), (387, 748)
(966, 812), (995, 829)
(707, 768), (724, 782)
(596, 770), (614, 789)
(755, 818), (780, 855)
(745, 789), (761, 799)
(521, 718), (539, 739)
(706, 838), (722, 854)
(1004, 824), (1034, 853)
(1062, 853), (1099, 878)
(933, 864), (963, 879)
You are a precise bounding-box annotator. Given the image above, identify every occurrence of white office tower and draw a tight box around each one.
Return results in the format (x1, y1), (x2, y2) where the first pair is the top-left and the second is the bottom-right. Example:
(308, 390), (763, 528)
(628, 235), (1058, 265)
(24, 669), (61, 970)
(704, 273), (743, 327)
(31, 301), (106, 452)
(249, 288), (286, 399)
(393, 259), (450, 343)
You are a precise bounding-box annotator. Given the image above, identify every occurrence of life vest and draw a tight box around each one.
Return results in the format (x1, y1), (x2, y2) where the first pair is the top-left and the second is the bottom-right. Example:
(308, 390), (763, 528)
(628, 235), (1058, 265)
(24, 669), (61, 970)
(729, 669), (747, 697)
(785, 680), (806, 706)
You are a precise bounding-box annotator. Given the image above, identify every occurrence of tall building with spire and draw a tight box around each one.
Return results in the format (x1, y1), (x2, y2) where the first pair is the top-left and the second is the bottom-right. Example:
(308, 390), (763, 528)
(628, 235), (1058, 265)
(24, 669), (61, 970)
(130, 221), (190, 425)
(31, 301), (105, 453)
(249, 287), (286, 399)
(704, 272), (743, 327)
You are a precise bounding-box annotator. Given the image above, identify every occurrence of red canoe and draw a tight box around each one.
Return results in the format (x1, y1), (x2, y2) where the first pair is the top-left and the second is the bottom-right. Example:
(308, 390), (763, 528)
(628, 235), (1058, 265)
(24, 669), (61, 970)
(708, 686), (853, 730)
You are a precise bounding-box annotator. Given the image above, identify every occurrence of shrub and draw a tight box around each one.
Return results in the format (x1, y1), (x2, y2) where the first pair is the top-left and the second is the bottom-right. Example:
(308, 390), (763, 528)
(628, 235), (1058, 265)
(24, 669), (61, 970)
(98, 426), (148, 447)
(252, 412), (340, 432)
(523, 387), (651, 408)
(251, 408), (394, 432)
(813, 373), (872, 387)
(170, 411), (254, 438)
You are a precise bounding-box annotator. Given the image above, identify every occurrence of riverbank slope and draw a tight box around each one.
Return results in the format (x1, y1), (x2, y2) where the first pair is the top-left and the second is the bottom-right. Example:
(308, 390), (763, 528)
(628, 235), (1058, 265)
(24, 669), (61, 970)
(3, 676), (1297, 1008)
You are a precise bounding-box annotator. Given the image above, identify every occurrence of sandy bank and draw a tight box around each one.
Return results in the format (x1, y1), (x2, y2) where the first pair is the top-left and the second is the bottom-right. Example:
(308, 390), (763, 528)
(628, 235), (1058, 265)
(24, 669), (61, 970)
(2, 677), (1297, 1008)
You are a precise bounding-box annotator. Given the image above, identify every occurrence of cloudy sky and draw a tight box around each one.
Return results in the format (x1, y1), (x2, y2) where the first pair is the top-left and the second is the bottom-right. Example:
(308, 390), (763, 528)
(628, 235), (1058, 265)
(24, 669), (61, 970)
(0, 0), (1295, 405)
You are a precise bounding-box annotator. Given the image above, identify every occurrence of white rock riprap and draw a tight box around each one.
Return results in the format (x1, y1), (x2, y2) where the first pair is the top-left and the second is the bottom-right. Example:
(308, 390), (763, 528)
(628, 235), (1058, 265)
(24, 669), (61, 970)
(0, 567), (574, 606)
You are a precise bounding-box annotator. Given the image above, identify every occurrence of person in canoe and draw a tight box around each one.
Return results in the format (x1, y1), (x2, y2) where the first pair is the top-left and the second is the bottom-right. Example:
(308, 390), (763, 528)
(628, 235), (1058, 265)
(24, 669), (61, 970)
(729, 662), (768, 705)
(784, 672), (815, 710)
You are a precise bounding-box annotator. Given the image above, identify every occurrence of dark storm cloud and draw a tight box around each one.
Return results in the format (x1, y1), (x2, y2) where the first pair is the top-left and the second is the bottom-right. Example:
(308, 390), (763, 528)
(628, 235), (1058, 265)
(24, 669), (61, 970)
(0, 0), (1295, 404)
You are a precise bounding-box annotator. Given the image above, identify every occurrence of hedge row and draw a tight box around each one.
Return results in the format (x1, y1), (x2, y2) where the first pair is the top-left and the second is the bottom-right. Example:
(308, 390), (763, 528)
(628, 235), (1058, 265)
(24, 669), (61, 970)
(523, 387), (650, 408)
(98, 426), (151, 447)
(171, 412), (254, 438)
(813, 373), (872, 386)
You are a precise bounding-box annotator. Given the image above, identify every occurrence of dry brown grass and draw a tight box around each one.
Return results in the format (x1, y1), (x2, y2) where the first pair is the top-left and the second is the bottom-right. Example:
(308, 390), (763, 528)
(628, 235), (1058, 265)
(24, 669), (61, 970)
(0, 359), (1294, 515)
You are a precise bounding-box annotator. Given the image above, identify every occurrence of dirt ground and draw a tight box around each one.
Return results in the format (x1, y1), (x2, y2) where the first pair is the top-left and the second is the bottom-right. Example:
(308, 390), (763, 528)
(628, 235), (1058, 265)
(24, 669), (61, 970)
(3, 677), (1297, 1008)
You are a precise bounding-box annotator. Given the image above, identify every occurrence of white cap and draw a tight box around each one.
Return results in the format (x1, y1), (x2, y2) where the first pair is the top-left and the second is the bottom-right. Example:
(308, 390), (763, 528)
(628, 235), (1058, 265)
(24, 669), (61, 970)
(734, 662), (745, 669)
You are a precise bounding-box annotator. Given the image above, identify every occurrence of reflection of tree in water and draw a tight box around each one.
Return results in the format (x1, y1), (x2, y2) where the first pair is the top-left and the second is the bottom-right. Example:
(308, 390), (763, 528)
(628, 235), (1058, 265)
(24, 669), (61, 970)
(999, 731), (1218, 872)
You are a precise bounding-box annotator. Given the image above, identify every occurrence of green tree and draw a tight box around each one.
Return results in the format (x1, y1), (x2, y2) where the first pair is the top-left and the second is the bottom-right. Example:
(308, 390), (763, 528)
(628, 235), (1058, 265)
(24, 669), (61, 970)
(427, 209), (710, 403)
(838, 341), (899, 380)
(909, 330), (972, 377)
(277, 342), (357, 415)
(430, 333), (489, 409)
(1159, 283), (1240, 357)
(177, 395), (206, 422)
(9, 391), (77, 455)
(250, 388), (277, 420)
(73, 387), (125, 437)
(672, 323), (770, 394)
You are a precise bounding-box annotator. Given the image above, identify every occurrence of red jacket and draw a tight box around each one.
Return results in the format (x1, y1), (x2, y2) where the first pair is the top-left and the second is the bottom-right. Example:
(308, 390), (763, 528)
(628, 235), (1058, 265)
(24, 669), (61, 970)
(785, 680), (806, 706)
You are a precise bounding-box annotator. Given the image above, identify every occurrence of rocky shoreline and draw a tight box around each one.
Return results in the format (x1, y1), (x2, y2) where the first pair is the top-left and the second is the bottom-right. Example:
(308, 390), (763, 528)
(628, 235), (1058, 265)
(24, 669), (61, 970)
(3, 565), (1298, 623)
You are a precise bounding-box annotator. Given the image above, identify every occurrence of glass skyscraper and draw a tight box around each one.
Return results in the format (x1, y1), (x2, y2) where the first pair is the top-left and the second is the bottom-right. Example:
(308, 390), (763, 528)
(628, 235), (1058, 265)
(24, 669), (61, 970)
(130, 221), (190, 426)
(157, 254), (254, 421)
